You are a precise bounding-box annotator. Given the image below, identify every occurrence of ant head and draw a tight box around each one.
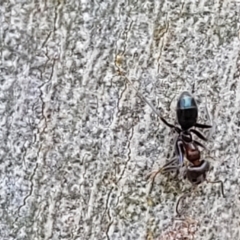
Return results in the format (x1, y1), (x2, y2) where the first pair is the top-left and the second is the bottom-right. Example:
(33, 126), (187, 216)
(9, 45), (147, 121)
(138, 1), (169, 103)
(186, 171), (206, 185)
(186, 161), (210, 185)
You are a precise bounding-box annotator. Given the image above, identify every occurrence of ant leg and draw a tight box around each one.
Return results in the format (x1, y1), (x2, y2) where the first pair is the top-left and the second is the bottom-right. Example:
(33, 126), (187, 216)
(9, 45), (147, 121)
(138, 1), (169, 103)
(147, 158), (179, 183)
(195, 123), (212, 128)
(147, 158), (181, 193)
(176, 195), (184, 217)
(159, 116), (182, 132)
(146, 168), (163, 194)
(146, 168), (162, 182)
(147, 167), (178, 194)
(192, 82), (196, 94)
(188, 161), (210, 173)
(160, 117), (175, 129)
(204, 92), (215, 140)
(193, 140), (206, 149)
(162, 165), (180, 173)
(204, 90), (212, 126)
(161, 157), (178, 168)
(206, 179), (225, 198)
(190, 129), (208, 141)
(175, 140), (184, 166)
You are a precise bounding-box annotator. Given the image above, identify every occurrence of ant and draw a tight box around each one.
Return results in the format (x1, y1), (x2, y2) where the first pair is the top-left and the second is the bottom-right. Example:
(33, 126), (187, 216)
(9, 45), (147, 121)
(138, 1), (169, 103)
(123, 76), (211, 166)
(122, 77), (224, 215)
(141, 90), (214, 193)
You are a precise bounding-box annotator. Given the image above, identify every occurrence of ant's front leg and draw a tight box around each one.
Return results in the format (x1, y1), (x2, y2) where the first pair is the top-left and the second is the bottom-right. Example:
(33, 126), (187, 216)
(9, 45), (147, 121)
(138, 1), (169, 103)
(160, 116), (182, 134)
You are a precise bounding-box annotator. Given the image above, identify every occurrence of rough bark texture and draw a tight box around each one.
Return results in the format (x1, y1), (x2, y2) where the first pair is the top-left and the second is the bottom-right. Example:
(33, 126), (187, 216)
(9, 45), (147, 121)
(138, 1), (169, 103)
(1, 1), (240, 240)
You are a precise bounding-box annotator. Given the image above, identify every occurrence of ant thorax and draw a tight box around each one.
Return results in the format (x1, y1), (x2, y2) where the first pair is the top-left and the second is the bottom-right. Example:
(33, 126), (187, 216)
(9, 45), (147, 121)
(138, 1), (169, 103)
(179, 131), (193, 142)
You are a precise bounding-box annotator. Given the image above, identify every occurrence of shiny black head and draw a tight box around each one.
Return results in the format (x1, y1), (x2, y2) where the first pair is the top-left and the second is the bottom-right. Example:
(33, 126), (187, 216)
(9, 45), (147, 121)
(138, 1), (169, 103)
(176, 91), (198, 130)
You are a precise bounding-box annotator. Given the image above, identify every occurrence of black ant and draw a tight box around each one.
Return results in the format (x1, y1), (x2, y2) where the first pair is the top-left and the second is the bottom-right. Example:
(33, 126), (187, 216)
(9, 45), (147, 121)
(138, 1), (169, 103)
(124, 76), (211, 166)
(122, 77), (224, 215)
(139, 90), (214, 193)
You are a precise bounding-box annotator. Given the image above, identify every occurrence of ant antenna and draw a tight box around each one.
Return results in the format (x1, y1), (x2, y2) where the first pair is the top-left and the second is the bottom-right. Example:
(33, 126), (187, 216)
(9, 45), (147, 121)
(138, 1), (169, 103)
(123, 76), (161, 117)
(147, 168), (163, 194)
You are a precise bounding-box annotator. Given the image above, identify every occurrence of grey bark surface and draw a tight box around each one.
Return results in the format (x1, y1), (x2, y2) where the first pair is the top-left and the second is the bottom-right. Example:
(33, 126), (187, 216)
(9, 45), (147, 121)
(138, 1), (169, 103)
(1, 1), (240, 240)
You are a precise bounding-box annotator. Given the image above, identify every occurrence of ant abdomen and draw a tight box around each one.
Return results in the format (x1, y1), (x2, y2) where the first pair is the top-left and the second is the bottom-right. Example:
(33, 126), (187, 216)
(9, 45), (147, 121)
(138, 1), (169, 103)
(176, 91), (198, 130)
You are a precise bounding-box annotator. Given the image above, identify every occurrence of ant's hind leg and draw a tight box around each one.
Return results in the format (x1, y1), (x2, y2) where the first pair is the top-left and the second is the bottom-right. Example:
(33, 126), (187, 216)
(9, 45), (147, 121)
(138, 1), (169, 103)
(147, 157), (180, 194)
(147, 157), (179, 183)
(161, 157), (179, 169)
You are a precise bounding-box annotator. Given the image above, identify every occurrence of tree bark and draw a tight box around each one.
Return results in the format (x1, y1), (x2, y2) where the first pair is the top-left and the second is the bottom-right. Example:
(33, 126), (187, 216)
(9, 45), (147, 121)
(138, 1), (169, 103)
(1, 1), (240, 239)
